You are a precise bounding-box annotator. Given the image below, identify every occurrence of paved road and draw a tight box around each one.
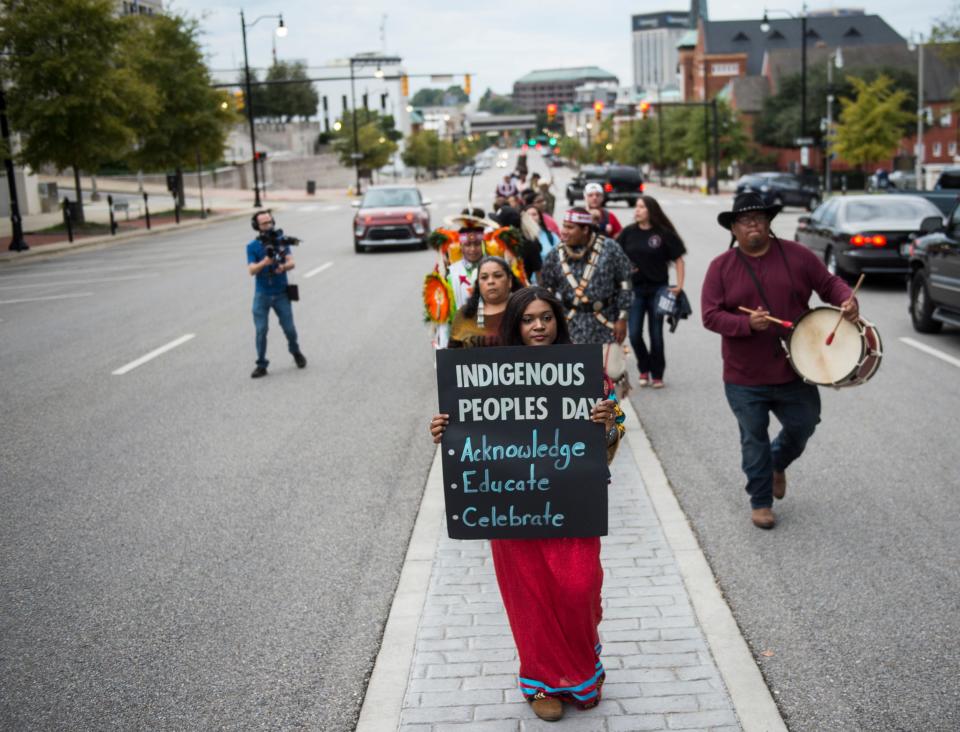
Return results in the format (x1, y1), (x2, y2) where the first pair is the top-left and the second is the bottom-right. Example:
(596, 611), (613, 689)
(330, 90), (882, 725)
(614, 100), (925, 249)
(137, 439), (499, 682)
(620, 187), (960, 731)
(0, 175), (485, 729)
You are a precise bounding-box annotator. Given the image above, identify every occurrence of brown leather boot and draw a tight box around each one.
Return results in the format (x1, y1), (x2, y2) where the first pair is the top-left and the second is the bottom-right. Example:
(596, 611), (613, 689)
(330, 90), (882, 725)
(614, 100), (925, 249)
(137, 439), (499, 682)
(751, 507), (776, 529)
(773, 471), (787, 500)
(530, 696), (564, 722)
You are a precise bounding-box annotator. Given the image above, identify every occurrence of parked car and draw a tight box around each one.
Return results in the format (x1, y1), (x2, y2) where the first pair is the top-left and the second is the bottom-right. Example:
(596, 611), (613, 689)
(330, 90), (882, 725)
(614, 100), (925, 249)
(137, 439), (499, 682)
(906, 200), (960, 333)
(736, 172), (821, 211)
(351, 185), (431, 253)
(566, 164), (644, 206)
(795, 194), (942, 280)
(895, 167), (960, 216)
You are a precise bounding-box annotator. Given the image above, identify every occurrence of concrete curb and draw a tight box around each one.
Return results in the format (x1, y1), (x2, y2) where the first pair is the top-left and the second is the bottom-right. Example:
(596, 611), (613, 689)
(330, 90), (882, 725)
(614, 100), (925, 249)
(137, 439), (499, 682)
(0, 209), (252, 266)
(355, 447), (443, 732)
(620, 397), (787, 732)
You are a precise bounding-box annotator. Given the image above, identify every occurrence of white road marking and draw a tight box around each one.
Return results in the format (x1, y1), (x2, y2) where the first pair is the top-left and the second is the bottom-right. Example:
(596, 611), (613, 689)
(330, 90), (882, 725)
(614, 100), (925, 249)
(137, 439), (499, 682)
(112, 334), (196, 375)
(320, 204), (341, 212)
(0, 264), (159, 279)
(304, 261), (334, 278)
(0, 273), (160, 291)
(0, 292), (94, 305)
(899, 337), (960, 370)
(297, 205), (318, 213)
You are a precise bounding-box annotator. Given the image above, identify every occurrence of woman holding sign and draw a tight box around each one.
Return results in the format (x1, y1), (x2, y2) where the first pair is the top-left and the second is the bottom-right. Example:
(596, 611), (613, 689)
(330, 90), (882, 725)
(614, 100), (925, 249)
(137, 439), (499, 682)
(430, 287), (624, 722)
(448, 256), (523, 349)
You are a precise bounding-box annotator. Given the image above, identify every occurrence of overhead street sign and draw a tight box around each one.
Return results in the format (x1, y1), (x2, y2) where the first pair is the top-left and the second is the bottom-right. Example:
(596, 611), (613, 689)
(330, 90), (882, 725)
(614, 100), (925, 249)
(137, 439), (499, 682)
(795, 137), (815, 146)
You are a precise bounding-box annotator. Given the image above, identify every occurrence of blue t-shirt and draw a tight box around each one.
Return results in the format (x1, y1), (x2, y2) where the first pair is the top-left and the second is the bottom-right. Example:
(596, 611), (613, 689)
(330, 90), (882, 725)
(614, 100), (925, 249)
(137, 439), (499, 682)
(247, 239), (290, 294)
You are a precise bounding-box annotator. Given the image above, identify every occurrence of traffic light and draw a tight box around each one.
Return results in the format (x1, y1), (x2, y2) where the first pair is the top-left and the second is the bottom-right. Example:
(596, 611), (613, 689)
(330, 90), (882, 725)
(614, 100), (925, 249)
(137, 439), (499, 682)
(593, 100), (604, 121)
(234, 89), (245, 111)
(546, 103), (557, 123)
(638, 101), (651, 119)
(400, 74), (409, 97)
(464, 74), (471, 96)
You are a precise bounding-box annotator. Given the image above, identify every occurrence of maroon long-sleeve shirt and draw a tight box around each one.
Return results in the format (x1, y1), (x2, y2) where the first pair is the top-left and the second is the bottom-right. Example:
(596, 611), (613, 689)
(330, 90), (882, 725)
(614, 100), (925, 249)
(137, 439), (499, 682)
(701, 238), (853, 385)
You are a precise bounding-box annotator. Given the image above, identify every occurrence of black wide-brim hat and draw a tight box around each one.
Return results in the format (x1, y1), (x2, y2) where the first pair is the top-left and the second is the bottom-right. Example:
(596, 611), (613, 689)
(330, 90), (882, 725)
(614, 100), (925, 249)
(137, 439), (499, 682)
(717, 191), (782, 230)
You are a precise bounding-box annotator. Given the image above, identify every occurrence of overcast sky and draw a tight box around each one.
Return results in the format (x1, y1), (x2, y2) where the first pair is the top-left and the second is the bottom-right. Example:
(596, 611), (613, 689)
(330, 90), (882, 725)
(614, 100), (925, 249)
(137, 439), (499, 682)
(187, 0), (952, 95)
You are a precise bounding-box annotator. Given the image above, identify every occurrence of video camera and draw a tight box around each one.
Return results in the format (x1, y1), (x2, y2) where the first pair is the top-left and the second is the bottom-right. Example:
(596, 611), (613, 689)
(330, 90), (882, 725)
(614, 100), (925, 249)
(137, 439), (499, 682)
(258, 227), (301, 264)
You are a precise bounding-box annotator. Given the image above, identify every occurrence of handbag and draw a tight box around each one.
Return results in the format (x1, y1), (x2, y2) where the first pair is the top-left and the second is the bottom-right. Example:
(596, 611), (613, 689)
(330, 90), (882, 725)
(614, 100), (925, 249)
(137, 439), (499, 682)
(286, 284), (300, 301)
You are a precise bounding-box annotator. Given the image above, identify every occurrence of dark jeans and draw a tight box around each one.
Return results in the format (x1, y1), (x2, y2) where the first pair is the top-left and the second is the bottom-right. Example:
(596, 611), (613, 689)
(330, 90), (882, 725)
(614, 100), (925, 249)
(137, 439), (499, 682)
(628, 286), (665, 379)
(253, 291), (300, 368)
(724, 380), (821, 509)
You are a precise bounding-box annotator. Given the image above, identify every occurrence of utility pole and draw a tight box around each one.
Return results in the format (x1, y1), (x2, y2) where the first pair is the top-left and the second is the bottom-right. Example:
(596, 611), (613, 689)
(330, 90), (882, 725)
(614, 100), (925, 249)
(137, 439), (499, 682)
(240, 11), (262, 207)
(916, 38), (925, 191)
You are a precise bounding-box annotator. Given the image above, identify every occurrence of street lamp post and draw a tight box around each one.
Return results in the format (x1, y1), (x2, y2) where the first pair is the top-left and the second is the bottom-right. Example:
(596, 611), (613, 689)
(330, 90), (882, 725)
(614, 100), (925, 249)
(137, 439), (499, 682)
(240, 10), (286, 208)
(825, 48), (843, 195)
(347, 54), (401, 197)
(914, 35), (925, 191)
(762, 4), (809, 157)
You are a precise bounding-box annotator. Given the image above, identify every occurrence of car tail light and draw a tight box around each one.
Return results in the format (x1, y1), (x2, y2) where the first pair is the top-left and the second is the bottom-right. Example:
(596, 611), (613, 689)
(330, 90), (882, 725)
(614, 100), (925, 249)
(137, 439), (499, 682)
(603, 183), (613, 193)
(852, 234), (886, 247)
(638, 183), (644, 192)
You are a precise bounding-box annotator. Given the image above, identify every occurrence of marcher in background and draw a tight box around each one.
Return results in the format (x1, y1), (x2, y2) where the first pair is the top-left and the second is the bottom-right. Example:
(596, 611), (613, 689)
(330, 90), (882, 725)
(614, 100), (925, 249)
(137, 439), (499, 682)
(539, 179), (556, 216)
(447, 216), (488, 308)
(246, 210), (306, 378)
(447, 256), (522, 348)
(430, 286), (624, 722)
(540, 208), (632, 347)
(617, 196), (686, 388)
(701, 192), (858, 530)
(532, 191), (560, 235)
(496, 174), (519, 201)
(522, 204), (560, 282)
(584, 182), (622, 238)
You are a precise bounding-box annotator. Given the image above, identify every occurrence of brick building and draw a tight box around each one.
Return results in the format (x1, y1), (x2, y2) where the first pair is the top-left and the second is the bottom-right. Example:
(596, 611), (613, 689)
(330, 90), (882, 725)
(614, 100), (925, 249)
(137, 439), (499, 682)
(512, 67), (619, 113)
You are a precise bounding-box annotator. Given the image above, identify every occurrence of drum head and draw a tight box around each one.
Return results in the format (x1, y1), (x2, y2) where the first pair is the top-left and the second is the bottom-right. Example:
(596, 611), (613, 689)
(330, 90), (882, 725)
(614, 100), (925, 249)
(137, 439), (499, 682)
(790, 308), (863, 385)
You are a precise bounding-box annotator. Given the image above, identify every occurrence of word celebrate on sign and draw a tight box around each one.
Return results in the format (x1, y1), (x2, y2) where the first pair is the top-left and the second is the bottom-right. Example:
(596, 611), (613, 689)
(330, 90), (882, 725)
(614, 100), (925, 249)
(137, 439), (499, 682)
(436, 344), (609, 540)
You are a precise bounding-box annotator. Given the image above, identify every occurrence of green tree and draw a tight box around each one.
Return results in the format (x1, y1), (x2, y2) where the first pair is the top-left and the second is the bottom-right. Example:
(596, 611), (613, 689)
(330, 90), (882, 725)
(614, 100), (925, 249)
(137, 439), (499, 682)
(120, 13), (237, 203)
(259, 61), (318, 121)
(478, 88), (523, 115)
(834, 75), (915, 169)
(410, 85), (468, 107)
(332, 109), (398, 177)
(557, 136), (585, 164)
(613, 119), (657, 166)
(0, 0), (154, 222)
(402, 130), (453, 178)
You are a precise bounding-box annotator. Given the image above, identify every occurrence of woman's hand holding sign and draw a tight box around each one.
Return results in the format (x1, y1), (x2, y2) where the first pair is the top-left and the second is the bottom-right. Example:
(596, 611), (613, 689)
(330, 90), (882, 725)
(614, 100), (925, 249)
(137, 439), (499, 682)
(430, 413), (450, 443)
(590, 399), (617, 431)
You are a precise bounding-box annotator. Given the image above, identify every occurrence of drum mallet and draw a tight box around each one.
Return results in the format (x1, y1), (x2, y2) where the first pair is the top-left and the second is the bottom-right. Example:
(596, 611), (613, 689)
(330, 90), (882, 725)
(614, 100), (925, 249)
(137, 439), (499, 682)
(737, 306), (794, 329)
(825, 274), (865, 346)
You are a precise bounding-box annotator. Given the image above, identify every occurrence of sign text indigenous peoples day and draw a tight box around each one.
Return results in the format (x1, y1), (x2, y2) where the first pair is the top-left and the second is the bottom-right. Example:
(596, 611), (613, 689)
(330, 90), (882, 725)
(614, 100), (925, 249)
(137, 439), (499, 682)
(436, 344), (609, 539)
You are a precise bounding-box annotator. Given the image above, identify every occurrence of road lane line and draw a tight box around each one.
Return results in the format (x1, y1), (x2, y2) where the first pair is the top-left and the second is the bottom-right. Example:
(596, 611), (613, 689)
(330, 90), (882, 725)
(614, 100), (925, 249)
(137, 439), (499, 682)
(304, 261), (334, 278)
(0, 292), (94, 305)
(899, 337), (960, 370)
(112, 334), (196, 375)
(320, 204), (341, 212)
(0, 273), (160, 291)
(297, 205), (318, 212)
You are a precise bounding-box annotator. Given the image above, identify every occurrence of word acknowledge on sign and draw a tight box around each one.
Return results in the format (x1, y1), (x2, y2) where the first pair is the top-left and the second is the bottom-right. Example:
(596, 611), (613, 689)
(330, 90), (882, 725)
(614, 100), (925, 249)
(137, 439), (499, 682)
(436, 344), (609, 540)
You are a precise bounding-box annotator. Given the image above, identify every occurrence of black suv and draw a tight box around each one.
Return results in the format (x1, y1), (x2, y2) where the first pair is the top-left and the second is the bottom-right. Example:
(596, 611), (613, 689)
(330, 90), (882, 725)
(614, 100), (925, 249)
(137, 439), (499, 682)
(907, 200), (960, 333)
(567, 164), (644, 207)
(736, 172), (821, 211)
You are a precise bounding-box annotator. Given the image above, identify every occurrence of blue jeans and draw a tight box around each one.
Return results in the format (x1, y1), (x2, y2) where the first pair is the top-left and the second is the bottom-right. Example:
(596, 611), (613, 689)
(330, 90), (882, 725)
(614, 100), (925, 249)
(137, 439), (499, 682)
(724, 380), (821, 509)
(252, 291), (300, 368)
(628, 286), (665, 379)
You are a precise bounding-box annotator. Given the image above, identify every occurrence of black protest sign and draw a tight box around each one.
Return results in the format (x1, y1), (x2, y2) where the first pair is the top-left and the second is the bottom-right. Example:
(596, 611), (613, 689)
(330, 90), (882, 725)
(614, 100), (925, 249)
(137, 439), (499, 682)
(436, 344), (609, 540)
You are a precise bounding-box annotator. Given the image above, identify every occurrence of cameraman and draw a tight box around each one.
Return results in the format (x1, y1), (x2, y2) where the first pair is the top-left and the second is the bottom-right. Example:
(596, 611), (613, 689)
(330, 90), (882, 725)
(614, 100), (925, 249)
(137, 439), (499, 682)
(246, 210), (307, 378)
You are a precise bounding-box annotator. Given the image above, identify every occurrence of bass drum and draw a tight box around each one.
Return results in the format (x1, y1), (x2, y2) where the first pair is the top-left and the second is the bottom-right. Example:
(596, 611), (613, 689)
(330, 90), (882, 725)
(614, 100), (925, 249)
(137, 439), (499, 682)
(784, 306), (882, 387)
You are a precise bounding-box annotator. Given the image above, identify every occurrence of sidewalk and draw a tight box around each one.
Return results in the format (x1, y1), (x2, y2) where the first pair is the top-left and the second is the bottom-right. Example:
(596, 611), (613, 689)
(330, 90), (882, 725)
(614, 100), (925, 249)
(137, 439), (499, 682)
(357, 400), (786, 732)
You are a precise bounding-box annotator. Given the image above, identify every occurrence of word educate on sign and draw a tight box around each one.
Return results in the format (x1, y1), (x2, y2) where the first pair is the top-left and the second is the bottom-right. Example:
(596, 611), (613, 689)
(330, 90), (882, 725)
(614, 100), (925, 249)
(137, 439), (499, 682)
(436, 344), (608, 540)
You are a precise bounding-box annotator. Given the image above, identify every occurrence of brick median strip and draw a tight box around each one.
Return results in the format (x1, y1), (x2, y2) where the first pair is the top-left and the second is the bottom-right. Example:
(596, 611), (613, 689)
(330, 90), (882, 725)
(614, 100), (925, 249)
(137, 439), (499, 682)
(356, 400), (785, 731)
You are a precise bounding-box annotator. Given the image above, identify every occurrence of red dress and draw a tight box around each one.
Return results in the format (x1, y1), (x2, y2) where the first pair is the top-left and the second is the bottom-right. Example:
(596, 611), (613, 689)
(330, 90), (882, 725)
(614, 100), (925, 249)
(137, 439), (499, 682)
(490, 536), (604, 707)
